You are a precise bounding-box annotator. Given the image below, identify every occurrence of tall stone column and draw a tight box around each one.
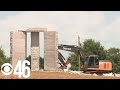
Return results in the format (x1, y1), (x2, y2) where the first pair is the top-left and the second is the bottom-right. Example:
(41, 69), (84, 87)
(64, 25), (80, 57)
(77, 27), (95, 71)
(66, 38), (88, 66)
(31, 32), (40, 71)
(10, 31), (26, 68)
(44, 31), (58, 71)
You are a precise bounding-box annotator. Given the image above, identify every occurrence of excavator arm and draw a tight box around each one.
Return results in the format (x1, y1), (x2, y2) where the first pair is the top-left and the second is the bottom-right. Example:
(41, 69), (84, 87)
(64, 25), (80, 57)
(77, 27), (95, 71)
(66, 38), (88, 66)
(58, 44), (79, 53)
(58, 44), (85, 69)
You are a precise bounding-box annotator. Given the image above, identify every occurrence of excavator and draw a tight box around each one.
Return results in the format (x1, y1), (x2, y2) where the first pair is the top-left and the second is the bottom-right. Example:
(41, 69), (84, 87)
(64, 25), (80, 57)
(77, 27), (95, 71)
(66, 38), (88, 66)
(58, 44), (112, 74)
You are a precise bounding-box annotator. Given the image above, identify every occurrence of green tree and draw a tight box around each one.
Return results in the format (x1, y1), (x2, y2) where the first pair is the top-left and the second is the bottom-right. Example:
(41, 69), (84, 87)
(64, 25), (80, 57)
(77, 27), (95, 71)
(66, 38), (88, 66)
(26, 55), (44, 69)
(70, 38), (106, 71)
(70, 53), (79, 71)
(26, 55), (31, 69)
(0, 47), (7, 68)
(106, 48), (120, 73)
(40, 57), (44, 69)
(82, 39), (106, 60)
(69, 36), (82, 71)
(0, 46), (11, 71)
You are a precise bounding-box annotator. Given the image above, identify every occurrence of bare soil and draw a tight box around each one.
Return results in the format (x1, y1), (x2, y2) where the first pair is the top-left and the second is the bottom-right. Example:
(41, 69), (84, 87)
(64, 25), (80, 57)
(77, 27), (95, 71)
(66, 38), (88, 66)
(0, 71), (120, 79)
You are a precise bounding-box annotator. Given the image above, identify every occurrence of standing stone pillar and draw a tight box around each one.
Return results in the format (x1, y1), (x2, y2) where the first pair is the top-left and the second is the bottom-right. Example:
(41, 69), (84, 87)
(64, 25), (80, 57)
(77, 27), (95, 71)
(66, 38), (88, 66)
(31, 32), (40, 71)
(10, 31), (26, 68)
(44, 31), (58, 71)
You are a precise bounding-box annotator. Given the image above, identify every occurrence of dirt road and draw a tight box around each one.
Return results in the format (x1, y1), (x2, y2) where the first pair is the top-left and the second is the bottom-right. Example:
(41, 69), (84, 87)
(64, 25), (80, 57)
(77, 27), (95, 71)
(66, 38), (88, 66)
(0, 71), (120, 79)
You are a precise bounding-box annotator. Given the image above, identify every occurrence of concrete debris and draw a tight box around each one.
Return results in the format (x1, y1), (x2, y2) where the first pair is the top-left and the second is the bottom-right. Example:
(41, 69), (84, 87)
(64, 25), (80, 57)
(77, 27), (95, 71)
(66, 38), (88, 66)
(40, 69), (44, 71)
(114, 74), (120, 77)
(102, 73), (120, 77)
(92, 73), (98, 76)
(67, 70), (120, 77)
(63, 69), (69, 72)
(103, 73), (114, 76)
(68, 71), (83, 75)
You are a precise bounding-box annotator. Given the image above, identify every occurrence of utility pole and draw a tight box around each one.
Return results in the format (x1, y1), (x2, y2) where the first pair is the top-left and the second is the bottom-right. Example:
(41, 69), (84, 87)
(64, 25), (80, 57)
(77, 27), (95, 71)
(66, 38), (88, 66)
(78, 35), (81, 71)
(78, 54), (80, 71)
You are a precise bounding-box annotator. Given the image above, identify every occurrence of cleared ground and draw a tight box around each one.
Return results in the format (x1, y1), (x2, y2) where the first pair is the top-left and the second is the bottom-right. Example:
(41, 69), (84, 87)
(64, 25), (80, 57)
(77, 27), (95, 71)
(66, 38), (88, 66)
(0, 71), (120, 79)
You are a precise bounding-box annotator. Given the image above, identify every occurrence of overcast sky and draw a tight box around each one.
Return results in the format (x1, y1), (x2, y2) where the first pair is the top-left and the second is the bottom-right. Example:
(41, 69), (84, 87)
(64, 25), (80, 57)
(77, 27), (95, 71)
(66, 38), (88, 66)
(0, 11), (120, 58)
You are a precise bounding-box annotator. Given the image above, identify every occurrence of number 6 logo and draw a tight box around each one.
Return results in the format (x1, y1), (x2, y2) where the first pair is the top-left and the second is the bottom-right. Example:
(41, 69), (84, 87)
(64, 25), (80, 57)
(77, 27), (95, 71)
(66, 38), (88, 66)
(13, 60), (30, 78)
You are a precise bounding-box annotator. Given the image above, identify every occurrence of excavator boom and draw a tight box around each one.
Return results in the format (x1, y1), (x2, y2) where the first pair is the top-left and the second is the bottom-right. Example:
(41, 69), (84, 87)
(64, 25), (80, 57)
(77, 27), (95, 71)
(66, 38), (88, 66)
(58, 44), (79, 53)
(58, 44), (82, 69)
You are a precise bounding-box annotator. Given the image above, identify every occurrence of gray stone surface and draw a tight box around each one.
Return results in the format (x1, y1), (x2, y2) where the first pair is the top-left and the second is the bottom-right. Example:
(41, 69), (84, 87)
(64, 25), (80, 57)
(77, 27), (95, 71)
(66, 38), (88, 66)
(25, 28), (47, 32)
(44, 31), (58, 71)
(10, 28), (59, 71)
(10, 31), (26, 68)
(31, 32), (40, 71)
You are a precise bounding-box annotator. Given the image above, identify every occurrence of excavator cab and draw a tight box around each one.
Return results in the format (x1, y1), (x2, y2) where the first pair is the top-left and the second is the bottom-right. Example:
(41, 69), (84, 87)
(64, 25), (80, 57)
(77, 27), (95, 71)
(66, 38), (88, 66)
(84, 55), (100, 68)
(82, 55), (112, 73)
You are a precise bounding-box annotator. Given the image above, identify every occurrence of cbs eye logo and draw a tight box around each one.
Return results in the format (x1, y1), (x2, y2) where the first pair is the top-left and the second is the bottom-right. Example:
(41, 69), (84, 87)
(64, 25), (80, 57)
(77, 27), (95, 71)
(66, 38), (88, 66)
(1, 60), (30, 78)
(1, 63), (13, 75)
